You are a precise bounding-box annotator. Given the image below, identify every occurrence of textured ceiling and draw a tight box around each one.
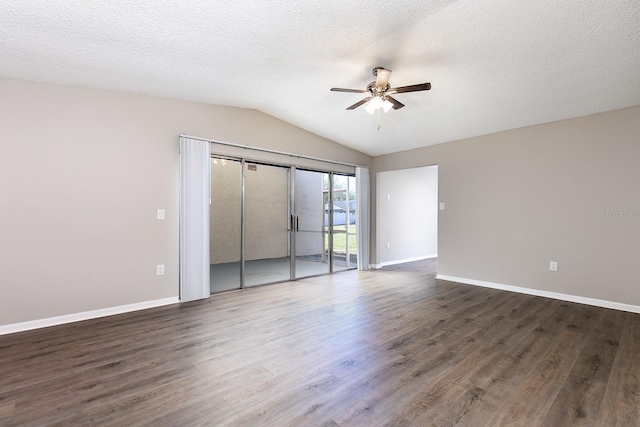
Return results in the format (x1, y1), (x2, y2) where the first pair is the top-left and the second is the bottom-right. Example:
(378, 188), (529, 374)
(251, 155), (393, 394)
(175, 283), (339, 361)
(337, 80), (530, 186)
(1, 1), (639, 156)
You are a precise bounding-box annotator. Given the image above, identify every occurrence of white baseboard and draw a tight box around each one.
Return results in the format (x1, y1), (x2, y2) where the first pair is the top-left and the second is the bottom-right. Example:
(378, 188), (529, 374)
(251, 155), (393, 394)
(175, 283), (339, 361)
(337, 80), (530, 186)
(436, 274), (640, 314)
(371, 254), (438, 269)
(0, 297), (180, 336)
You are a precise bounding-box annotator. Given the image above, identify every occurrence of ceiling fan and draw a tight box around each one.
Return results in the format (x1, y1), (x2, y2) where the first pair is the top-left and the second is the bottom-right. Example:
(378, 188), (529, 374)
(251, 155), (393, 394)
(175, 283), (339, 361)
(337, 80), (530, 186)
(331, 67), (431, 113)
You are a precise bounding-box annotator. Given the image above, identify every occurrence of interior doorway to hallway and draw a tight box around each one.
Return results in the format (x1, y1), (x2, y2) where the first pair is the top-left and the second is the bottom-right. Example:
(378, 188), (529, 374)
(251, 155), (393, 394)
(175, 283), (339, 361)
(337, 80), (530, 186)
(376, 165), (438, 268)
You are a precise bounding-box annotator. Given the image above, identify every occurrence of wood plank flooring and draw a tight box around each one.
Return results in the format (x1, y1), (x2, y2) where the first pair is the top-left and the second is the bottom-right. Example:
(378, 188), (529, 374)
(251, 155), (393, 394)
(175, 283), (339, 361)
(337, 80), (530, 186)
(1, 259), (639, 426)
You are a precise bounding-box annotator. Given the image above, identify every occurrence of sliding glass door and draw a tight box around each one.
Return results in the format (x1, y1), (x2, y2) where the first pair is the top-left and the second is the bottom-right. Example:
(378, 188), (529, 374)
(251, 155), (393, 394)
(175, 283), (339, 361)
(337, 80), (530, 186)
(331, 174), (358, 272)
(244, 163), (291, 287)
(209, 157), (357, 294)
(293, 169), (330, 279)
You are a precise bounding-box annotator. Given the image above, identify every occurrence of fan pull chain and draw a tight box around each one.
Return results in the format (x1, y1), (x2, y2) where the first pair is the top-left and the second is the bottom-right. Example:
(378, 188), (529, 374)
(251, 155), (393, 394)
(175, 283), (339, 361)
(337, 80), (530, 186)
(377, 108), (382, 130)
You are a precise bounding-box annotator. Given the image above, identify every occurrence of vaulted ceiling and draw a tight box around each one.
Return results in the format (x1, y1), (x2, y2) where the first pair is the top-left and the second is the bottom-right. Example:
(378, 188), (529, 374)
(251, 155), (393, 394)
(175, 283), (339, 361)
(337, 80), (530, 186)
(1, 1), (639, 156)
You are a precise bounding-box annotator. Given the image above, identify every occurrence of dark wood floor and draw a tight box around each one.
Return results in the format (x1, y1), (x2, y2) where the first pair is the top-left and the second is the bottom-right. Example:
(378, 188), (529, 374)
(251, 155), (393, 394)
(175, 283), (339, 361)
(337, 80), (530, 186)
(1, 259), (639, 426)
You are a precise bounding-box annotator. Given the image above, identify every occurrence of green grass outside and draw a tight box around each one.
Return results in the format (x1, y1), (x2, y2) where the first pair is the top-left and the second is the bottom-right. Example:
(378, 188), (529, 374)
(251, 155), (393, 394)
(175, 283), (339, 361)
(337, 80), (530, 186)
(326, 224), (357, 253)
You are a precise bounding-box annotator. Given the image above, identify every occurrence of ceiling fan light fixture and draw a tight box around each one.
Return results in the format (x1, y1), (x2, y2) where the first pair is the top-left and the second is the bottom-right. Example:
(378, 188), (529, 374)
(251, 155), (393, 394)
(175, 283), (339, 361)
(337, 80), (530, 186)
(364, 96), (393, 114)
(364, 96), (384, 114)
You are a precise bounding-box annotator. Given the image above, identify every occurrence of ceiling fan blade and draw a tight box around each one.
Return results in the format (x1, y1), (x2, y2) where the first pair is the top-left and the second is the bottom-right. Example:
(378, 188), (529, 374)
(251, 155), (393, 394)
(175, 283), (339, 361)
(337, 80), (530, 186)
(331, 87), (368, 93)
(385, 95), (405, 110)
(388, 82), (431, 94)
(375, 68), (391, 88)
(346, 97), (373, 110)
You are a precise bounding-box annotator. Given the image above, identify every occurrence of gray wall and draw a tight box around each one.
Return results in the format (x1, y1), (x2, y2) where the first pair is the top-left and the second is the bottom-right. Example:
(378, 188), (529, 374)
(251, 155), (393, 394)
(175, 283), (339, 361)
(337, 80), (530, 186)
(0, 77), (371, 327)
(377, 165), (438, 265)
(372, 106), (640, 306)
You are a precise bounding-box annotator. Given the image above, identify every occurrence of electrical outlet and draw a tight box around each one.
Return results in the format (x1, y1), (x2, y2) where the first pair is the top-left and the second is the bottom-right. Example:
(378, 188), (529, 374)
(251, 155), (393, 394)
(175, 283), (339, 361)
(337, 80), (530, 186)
(156, 264), (165, 275)
(386, 242), (390, 249)
(157, 209), (165, 220)
(439, 202), (445, 210)
(549, 261), (558, 272)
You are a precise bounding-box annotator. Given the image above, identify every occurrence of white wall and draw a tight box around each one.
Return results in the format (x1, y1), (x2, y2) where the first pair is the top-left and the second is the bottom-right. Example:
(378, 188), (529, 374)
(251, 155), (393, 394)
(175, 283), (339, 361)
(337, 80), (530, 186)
(372, 106), (640, 309)
(377, 166), (438, 266)
(0, 77), (371, 328)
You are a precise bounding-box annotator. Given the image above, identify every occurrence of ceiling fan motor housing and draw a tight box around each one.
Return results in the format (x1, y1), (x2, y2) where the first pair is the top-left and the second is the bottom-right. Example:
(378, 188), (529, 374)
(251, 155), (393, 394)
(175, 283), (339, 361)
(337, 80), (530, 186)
(367, 82), (391, 96)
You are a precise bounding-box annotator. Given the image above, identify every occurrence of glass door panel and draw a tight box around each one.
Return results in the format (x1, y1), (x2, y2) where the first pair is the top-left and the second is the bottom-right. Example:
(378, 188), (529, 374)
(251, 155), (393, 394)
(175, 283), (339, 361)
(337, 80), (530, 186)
(346, 175), (358, 268)
(210, 157), (242, 293)
(244, 163), (291, 287)
(294, 169), (330, 278)
(330, 174), (357, 271)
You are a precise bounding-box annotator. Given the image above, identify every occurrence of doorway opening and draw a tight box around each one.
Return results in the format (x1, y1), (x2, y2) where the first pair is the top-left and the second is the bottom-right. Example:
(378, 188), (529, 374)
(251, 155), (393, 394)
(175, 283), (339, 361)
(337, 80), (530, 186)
(376, 165), (438, 269)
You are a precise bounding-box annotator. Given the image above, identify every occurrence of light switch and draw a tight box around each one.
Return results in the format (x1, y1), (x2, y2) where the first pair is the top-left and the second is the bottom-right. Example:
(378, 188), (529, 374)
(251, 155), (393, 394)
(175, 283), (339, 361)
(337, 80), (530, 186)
(157, 209), (165, 220)
(439, 202), (445, 210)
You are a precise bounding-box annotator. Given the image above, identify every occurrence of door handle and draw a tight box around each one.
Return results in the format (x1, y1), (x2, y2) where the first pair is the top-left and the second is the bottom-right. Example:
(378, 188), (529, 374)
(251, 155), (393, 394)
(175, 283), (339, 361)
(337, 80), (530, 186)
(290, 214), (294, 231)
(296, 216), (299, 231)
